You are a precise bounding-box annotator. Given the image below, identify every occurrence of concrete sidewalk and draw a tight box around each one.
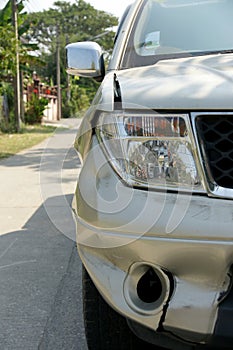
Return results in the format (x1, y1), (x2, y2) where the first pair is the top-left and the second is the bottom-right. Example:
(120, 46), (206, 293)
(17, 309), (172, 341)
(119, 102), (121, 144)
(0, 118), (86, 349)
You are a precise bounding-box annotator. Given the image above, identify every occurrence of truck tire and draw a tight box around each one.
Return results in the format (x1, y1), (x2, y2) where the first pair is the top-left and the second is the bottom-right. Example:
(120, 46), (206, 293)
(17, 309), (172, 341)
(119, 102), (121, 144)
(82, 265), (163, 350)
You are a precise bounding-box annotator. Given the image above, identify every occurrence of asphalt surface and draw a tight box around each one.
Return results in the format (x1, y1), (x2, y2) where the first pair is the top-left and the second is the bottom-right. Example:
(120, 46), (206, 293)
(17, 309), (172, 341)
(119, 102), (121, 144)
(0, 119), (88, 349)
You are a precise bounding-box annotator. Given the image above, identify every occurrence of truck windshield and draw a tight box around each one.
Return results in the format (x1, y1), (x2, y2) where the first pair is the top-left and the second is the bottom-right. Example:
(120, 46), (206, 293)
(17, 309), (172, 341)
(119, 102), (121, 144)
(122, 0), (233, 68)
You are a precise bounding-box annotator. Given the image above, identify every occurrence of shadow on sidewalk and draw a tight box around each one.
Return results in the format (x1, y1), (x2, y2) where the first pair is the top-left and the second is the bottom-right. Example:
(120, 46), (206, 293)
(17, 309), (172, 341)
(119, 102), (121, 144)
(0, 136), (80, 173)
(0, 194), (87, 350)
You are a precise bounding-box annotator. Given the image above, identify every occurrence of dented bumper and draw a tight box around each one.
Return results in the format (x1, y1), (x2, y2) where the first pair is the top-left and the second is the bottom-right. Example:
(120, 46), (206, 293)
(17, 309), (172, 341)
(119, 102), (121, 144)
(73, 138), (233, 347)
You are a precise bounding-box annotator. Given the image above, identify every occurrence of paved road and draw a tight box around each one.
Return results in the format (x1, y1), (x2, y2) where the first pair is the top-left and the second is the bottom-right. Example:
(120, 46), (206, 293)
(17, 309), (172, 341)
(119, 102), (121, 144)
(0, 119), (88, 349)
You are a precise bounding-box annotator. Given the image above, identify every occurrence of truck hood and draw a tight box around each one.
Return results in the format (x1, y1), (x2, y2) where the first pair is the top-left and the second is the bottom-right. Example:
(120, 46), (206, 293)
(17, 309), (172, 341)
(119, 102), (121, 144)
(116, 53), (233, 110)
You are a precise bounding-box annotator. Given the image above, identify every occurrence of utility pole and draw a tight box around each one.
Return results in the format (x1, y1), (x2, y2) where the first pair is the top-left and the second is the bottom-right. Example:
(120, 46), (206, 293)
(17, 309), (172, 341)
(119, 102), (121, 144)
(20, 70), (25, 122)
(66, 35), (71, 103)
(12, 0), (21, 132)
(56, 24), (61, 120)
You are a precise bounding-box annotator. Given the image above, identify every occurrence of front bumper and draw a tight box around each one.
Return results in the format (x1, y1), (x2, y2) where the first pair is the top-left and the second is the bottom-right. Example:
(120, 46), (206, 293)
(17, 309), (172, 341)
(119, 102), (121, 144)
(73, 137), (233, 347)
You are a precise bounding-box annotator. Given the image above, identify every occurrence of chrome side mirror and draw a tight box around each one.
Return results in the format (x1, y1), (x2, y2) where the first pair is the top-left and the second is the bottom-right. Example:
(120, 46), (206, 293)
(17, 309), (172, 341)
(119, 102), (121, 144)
(66, 41), (105, 81)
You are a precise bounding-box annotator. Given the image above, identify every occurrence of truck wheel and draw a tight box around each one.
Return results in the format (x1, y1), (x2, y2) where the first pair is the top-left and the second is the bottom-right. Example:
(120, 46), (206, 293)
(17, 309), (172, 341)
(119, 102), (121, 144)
(82, 265), (163, 350)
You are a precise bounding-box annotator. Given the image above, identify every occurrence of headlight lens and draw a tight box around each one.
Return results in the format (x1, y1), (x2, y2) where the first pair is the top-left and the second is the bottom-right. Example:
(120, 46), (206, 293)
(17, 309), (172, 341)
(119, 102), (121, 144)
(96, 112), (203, 192)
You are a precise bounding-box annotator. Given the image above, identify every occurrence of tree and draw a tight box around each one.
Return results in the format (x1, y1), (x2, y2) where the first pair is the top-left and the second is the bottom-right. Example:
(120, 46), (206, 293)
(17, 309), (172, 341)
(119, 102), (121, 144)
(0, 0), (42, 130)
(0, 0), (37, 78)
(26, 0), (118, 116)
(27, 0), (117, 53)
(0, 1), (19, 79)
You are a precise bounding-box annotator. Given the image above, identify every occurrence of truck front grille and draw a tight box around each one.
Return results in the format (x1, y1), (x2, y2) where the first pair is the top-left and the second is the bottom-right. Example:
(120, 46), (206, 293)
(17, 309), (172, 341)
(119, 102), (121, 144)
(196, 115), (233, 189)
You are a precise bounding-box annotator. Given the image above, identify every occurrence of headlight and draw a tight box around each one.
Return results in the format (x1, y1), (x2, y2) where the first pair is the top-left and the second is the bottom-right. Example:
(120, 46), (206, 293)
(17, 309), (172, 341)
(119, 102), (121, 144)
(96, 112), (204, 192)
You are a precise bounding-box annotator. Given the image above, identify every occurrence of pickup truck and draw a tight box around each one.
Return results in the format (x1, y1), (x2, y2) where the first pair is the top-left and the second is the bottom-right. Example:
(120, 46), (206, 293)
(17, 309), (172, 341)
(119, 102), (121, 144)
(66, 0), (233, 349)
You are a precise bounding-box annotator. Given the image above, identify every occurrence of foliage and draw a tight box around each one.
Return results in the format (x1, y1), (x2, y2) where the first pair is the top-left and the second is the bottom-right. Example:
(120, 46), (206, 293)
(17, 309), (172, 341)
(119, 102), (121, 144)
(0, 0), (18, 77)
(27, 0), (118, 53)
(62, 85), (89, 118)
(0, 24), (17, 75)
(62, 76), (99, 117)
(26, 0), (118, 116)
(0, 0), (119, 123)
(0, 0), (43, 132)
(0, 84), (16, 133)
(0, 0), (24, 23)
(0, 83), (14, 111)
(0, 0), (39, 79)
(0, 119), (17, 134)
(24, 95), (49, 124)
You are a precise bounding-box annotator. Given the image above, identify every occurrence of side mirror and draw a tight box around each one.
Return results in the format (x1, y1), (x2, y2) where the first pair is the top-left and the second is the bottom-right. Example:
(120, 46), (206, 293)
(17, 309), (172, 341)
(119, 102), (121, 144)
(66, 41), (105, 81)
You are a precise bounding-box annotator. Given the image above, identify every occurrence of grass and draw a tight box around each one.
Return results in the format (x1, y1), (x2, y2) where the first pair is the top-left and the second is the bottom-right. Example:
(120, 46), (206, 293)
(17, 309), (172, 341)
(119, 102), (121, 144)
(0, 124), (57, 159)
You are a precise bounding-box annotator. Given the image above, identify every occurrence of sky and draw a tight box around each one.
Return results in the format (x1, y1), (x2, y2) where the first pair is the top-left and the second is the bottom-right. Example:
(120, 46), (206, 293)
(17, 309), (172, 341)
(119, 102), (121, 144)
(0, 0), (134, 18)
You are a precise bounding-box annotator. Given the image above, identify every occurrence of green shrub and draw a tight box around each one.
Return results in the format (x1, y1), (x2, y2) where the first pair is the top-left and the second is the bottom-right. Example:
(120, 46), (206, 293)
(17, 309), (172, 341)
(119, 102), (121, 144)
(25, 94), (48, 124)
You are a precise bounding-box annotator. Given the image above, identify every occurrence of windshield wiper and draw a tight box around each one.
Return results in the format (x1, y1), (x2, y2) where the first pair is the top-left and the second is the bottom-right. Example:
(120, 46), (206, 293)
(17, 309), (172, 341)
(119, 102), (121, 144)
(219, 49), (233, 54)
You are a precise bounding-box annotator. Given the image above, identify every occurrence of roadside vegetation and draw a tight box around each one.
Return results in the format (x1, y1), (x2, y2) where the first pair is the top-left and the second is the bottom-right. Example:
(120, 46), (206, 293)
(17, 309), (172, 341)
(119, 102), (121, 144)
(0, 0), (118, 133)
(0, 124), (56, 159)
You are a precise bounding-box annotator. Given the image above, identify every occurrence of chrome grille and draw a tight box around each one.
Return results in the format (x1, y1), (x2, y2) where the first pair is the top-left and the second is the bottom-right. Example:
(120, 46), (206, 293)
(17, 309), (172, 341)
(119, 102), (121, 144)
(196, 115), (233, 189)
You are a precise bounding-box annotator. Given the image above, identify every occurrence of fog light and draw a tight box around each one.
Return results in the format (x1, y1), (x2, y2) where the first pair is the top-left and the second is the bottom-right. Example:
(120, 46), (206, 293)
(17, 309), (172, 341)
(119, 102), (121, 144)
(124, 262), (171, 316)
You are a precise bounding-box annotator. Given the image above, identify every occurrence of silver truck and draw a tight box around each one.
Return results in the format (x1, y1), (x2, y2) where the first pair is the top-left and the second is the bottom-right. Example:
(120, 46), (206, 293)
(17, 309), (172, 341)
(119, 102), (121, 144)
(66, 1), (233, 349)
